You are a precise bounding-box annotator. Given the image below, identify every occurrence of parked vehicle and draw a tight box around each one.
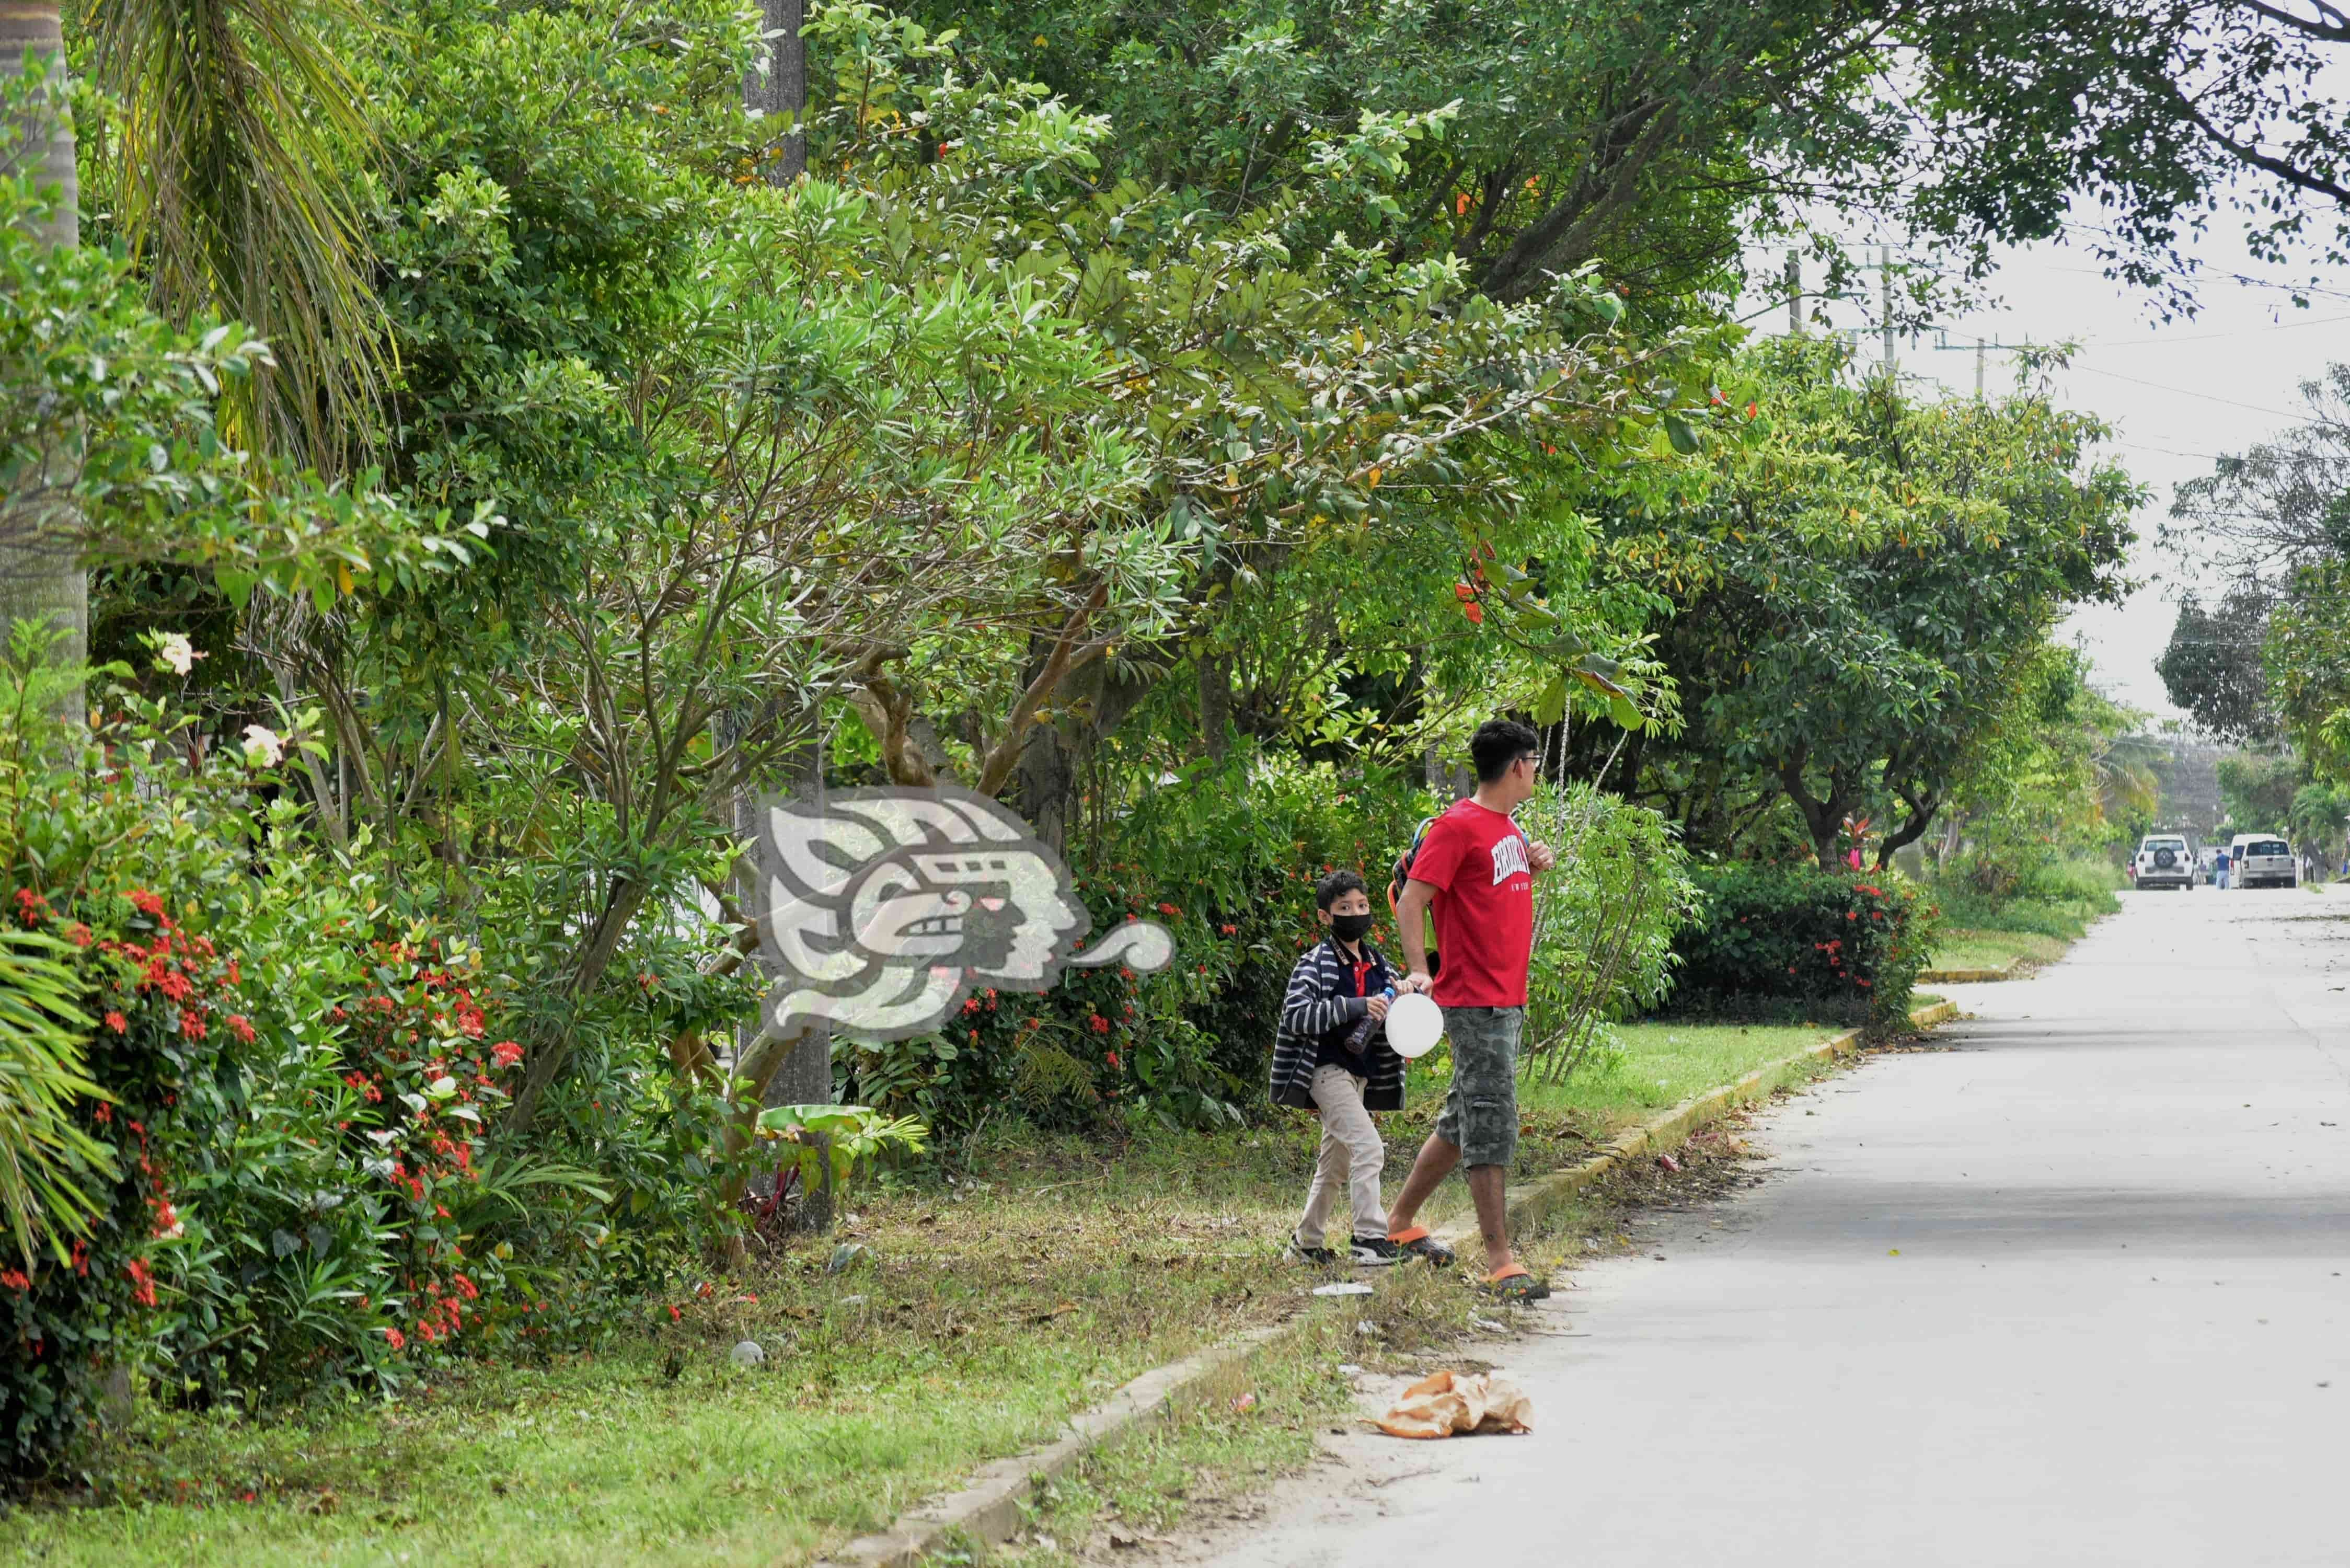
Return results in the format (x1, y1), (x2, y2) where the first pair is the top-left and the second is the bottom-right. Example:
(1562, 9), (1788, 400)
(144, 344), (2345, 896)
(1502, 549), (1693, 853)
(2228, 834), (2299, 890)
(2133, 833), (2196, 890)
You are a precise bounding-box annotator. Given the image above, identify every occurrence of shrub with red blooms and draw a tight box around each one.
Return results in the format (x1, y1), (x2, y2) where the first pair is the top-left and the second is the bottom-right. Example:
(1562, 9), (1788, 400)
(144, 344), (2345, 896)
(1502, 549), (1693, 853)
(1662, 863), (1938, 1027)
(0, 884), (226, 1477)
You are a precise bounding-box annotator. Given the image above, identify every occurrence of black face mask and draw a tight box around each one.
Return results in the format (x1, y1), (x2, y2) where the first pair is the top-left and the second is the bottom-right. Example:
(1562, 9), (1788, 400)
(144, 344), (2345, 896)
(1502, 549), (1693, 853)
(1328, 912), (1375, 942)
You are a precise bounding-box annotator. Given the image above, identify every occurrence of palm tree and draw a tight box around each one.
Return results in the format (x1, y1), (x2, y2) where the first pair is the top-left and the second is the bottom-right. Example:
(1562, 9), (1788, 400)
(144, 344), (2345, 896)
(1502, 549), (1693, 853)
(87, 0), (386, 474)
(0, 6), (85, 669)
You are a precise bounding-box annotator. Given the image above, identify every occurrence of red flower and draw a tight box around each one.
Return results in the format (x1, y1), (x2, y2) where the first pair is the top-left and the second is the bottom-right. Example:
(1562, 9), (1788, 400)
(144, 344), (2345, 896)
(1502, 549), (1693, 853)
(384, 1326), (406, 1351)
(0, 1270), (28, 1292)
(105, 1011), (127, 1034)
(668, 1304), (682, 1322)
(124, 1258), (157, 1308)
(1157, 902), (1180, 917)
(1219, 924), (1237, 935)
(65, 923), (90, 947)
(1088, 1015), (1110, 1034)
(128, 890), (164, 917)
(1462, 601), (1485, 625)
(491, 1041), (524, 1068)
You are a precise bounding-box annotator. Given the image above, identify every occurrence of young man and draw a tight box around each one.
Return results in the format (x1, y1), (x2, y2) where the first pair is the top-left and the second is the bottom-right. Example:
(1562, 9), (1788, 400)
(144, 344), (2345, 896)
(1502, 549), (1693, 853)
(1269, 870), (1407, 1266)
(1384, 719), (1558, 1300)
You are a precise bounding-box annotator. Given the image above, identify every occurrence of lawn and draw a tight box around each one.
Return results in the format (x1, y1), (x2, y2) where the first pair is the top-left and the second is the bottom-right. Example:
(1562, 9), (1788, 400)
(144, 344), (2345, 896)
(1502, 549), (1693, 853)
(0, 1020), (1850, 1565)
(1927, 927), (2071, 975)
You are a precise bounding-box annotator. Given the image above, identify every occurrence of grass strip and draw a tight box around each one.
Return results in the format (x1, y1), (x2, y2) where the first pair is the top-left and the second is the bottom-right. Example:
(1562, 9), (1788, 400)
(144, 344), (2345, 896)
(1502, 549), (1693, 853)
(0, 1022), (1843, 1565)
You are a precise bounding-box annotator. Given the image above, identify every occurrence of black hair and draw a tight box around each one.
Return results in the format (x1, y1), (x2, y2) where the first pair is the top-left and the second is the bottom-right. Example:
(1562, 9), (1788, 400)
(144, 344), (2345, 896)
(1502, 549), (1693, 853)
(1315, 868), (1368, 911)
(1471, 718), (1541, 783)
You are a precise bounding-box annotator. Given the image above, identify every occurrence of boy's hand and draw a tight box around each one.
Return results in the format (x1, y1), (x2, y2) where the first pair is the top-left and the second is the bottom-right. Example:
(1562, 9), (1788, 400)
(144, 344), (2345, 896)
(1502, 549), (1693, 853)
(1365, 994), (1391, 1021)
(1528, 839), (1557, 872)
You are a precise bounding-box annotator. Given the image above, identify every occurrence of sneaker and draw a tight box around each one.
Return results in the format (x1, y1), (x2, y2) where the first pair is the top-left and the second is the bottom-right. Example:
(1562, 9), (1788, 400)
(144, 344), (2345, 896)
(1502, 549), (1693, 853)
(1386, 1226), (1457, 1267)
(1348, 1236), (1404, 1266)
(1286, 1238), (1340, 1265)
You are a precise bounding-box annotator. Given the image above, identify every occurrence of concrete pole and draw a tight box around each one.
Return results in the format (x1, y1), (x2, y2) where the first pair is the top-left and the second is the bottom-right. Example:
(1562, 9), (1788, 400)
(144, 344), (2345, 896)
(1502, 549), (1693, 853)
(1976, 338), (1986, 398)
(1880, 245), (1896, 380)
(1787, 249), (1801, 336)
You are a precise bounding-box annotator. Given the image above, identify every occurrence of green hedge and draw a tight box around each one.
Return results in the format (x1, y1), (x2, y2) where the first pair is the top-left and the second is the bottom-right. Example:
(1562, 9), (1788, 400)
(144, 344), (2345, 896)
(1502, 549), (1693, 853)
(1663, 863), (1938, 1027)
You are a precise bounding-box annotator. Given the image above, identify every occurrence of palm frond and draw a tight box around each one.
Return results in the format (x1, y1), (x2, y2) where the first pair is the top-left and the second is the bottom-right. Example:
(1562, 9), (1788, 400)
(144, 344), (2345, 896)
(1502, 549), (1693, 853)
(0, 927), (112, 1267)
(88, 0), (387, 472)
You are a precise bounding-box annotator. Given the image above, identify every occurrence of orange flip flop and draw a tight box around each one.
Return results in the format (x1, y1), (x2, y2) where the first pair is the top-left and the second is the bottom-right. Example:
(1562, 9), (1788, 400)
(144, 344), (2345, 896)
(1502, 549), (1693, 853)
(1481, 1263), (1551, 1302)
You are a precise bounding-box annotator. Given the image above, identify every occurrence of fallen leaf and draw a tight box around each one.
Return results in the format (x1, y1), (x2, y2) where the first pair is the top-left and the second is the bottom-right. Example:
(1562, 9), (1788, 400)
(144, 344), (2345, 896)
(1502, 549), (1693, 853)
(1030, 1301), (1078, 1325)
(1230, 1392), (1257, 1413)
(1656, 1152), (1683, 1173)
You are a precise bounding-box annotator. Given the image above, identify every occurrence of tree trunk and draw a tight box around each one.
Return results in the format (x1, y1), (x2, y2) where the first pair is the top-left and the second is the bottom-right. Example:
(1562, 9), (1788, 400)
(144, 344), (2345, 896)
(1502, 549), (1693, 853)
(1874, 788), (1940, 871)
(1197, 651), (1229, 763)
(1777, 758), (1852, 874)
(0, 6), (85, 675)
(745, 0), (806, 184)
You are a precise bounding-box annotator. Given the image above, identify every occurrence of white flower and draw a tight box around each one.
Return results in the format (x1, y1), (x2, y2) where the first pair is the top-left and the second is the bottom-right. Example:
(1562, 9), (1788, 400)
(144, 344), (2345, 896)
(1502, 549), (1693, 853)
(241, 724), (285, 767)
(156, 633), (204, 677)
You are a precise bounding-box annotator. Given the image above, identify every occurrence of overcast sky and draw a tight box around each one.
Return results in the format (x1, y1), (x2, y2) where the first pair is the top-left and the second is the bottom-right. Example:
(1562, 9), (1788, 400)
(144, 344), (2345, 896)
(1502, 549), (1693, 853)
(1755, 206), (2350, 728)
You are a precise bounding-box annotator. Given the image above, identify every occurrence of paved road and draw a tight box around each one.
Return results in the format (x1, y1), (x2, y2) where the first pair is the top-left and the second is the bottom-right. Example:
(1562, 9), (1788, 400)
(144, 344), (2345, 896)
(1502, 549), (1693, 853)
(1194, 886), (2350, 1567)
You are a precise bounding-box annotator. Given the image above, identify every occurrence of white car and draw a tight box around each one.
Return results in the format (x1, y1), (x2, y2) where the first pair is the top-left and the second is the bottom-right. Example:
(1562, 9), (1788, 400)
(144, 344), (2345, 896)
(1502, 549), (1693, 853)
(2134, 834), (2194, 890)
(2228, 834), (2298, 890)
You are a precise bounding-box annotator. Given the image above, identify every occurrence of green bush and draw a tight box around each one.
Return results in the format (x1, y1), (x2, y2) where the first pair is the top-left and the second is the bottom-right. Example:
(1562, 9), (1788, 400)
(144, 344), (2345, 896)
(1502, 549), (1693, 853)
(1517, 783), (1700, 1079)
(1663, 863), (1939, 1027)
(1932, 856), (2120, 939)
(0, 662), (746, 1475)
(837, 755), (1433, 1136)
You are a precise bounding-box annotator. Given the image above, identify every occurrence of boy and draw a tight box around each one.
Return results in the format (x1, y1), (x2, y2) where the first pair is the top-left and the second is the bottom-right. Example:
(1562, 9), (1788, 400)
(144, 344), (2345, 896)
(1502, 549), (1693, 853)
(1270, 870), (1409, 1265)
(1385, 719), (1558, 1300)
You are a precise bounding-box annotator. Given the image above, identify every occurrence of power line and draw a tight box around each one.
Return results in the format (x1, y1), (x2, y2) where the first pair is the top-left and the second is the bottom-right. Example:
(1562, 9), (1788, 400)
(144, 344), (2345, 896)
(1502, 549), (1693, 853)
(2067, 365), (2308, 421)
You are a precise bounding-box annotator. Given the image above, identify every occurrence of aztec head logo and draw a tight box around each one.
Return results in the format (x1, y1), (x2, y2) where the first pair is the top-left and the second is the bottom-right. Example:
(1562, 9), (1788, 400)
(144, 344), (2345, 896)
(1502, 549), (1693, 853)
(755, 786), (1174, 1040)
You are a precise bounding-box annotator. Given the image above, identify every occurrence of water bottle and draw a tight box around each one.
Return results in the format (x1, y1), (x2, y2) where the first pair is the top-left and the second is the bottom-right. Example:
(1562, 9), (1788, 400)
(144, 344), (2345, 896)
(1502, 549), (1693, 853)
(1345, 987), (1396, 1053)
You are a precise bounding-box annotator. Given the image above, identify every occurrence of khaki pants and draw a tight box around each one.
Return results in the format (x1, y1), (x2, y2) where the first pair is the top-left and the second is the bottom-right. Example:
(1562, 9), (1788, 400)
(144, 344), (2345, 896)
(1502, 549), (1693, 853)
(1297, 1063), (1387, 1248)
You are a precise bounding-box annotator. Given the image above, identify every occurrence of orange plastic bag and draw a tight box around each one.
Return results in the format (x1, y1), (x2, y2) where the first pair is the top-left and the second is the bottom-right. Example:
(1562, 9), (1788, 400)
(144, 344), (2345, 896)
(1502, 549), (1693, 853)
(1373, 1369), (1534, 1439)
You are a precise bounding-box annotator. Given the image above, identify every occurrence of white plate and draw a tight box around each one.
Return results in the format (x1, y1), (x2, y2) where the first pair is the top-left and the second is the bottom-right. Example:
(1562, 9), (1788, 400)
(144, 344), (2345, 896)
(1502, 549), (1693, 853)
(1385, 992), (1444, 1058)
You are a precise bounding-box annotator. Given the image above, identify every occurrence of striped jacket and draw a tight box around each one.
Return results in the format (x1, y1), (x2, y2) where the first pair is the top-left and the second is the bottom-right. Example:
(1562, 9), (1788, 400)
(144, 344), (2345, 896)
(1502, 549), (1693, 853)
(1268, 938), (1407, 1113)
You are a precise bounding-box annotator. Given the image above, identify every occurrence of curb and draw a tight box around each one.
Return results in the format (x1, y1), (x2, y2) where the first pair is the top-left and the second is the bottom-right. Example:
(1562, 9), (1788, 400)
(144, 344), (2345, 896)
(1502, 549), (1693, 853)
(820, 1326), (1286, 1567)
(1918, 963), (2020, 984)
(817, 998), (1955, 1566)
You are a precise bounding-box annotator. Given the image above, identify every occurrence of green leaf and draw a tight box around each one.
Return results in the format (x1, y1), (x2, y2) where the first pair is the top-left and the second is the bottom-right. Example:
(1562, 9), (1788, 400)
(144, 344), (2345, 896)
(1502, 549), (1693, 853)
(1664, 414), (1701, 456)
(1532, 672), (1569, 728)
(1609, 694), (1643, 730)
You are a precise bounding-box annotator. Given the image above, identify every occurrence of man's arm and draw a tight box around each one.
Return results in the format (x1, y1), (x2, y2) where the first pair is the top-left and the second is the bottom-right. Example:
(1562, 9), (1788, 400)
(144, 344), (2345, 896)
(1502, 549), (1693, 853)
(1396, 879), (1437, 992)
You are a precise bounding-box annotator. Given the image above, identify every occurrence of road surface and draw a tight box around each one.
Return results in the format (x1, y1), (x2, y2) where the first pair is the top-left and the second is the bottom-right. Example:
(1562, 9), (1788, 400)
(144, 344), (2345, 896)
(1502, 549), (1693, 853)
(1191, 885), (2350, 1567)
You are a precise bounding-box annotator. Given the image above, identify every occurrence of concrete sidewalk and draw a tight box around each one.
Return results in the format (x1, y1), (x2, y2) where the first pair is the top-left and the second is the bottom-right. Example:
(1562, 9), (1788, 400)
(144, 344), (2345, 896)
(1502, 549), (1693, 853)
(1193, 887), (2350, 1567)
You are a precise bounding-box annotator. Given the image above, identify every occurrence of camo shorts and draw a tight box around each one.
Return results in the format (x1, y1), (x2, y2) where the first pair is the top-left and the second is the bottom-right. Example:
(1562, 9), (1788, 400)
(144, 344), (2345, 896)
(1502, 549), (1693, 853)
(1434, 1006), (1522, 1169)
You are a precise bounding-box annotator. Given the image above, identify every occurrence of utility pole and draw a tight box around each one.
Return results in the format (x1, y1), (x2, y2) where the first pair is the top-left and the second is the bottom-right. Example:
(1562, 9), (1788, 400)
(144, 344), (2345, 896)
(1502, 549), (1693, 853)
(1787, 249), (1802, 335)
(1925, 332), (2041, 397)
(1879, 244), (1896, 379)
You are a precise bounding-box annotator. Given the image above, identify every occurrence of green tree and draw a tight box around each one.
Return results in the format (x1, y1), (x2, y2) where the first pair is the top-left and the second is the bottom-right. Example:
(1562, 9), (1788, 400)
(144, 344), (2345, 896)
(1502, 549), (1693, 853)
(2159, 587), (2279, 743)
(2216, 749), (2301, 833)
(1600, 338), (2137, 870)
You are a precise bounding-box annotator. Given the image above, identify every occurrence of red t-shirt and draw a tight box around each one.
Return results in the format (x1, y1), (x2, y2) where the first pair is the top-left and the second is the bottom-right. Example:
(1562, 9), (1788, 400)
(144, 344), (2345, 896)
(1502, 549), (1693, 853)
(1407, 798), (1534, 1008)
